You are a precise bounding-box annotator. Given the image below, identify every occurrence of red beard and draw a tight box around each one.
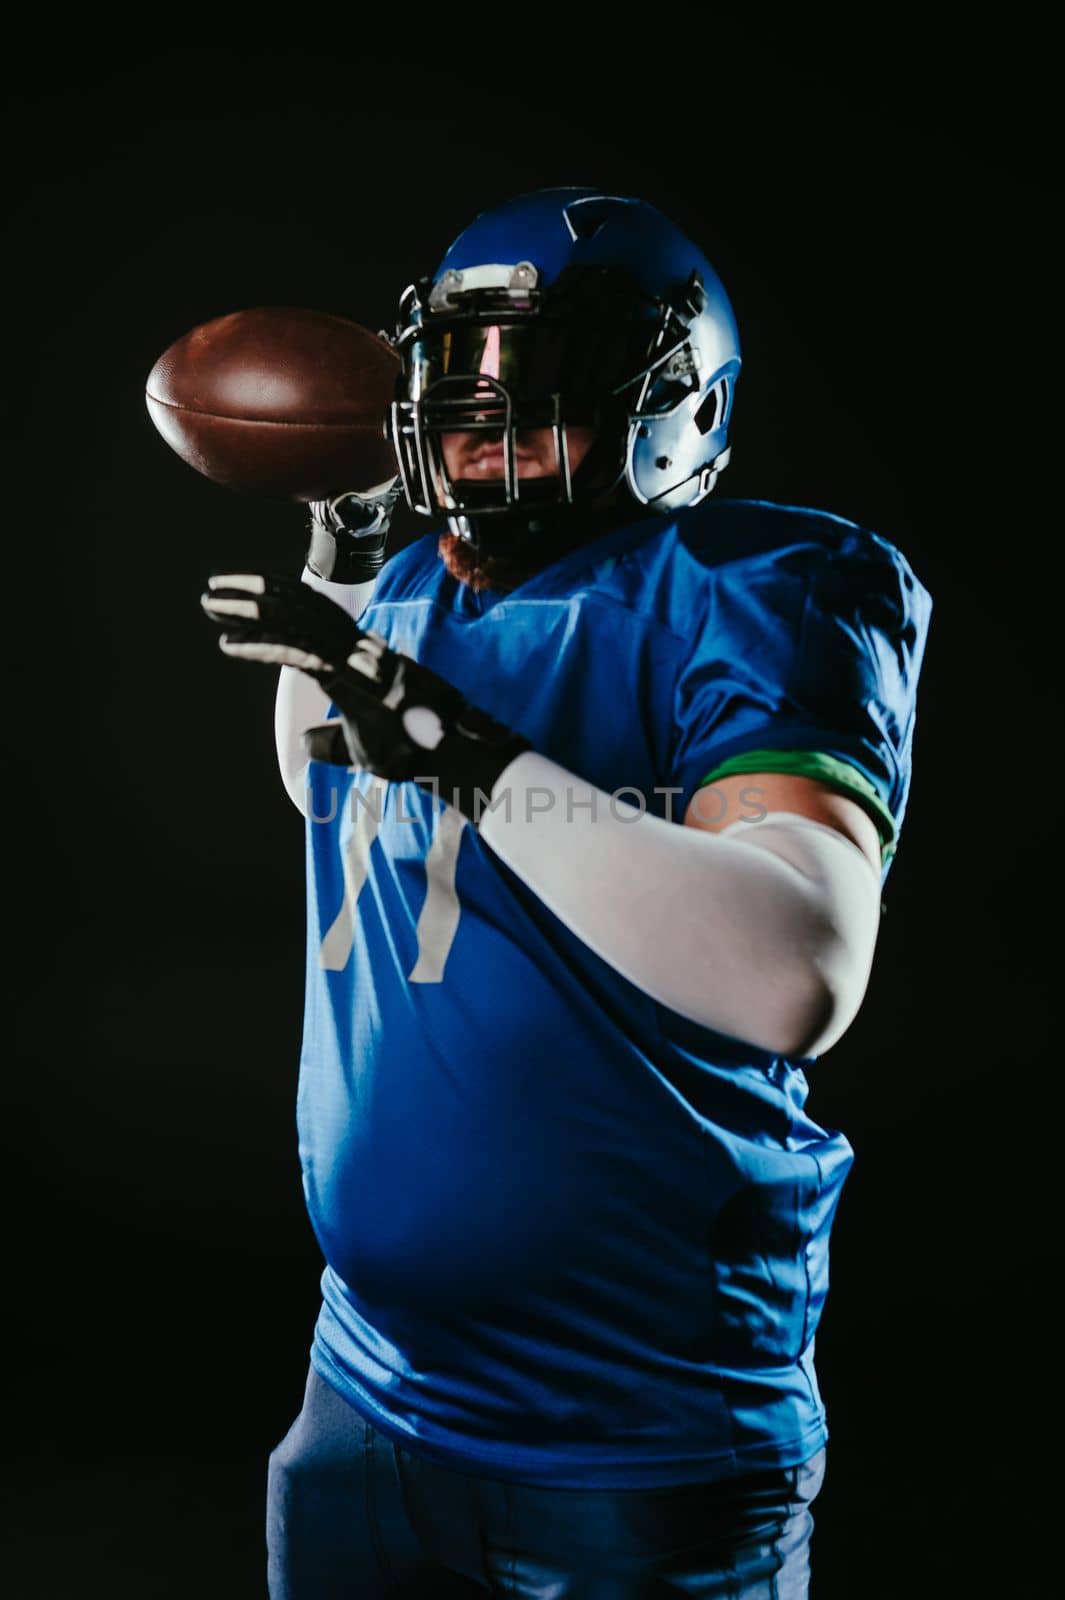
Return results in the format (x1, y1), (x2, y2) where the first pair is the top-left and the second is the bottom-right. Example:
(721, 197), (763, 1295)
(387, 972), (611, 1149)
(437, 493), (633, 594)
(437, 532), (542, 594)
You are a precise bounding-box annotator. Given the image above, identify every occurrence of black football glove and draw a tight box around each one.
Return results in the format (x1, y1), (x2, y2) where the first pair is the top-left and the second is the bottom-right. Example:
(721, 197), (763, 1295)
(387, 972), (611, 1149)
(200, 572), (529, 824)
(306, 483), (402, 584)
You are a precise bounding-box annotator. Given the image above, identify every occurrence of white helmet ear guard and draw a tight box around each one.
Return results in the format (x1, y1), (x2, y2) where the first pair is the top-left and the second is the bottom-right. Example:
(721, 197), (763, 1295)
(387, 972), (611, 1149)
(625, 359), (741, 512)
(387, 189), (742, 547)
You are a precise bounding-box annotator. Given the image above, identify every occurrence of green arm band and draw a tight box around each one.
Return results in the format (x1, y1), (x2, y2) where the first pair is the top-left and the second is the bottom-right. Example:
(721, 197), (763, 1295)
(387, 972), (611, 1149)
(696, 749), (897, 865)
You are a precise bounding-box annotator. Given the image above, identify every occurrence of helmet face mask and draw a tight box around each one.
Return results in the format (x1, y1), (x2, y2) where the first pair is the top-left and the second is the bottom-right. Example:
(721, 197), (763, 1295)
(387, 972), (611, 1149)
(386, 190), (742, 550)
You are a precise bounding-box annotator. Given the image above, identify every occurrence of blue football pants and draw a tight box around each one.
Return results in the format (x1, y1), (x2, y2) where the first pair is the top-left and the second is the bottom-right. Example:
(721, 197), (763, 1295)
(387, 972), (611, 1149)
(267, 1366), (826, 1598)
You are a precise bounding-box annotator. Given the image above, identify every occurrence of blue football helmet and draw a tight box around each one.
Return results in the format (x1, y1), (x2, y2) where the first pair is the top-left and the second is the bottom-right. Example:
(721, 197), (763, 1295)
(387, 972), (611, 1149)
(386, 187), (741, 549)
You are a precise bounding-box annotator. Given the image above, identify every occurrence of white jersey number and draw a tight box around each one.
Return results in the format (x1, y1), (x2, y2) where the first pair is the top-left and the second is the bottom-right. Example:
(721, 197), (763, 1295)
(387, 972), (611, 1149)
(317, 787), (467, 984)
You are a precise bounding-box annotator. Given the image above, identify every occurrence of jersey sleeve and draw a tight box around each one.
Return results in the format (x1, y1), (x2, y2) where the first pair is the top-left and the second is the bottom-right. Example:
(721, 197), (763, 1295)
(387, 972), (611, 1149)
(668, 526), (932, 862)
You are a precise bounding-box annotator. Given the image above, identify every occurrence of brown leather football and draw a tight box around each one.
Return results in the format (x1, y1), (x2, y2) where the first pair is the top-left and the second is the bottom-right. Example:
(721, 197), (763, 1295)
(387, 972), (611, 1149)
(146, 306), (401, 501)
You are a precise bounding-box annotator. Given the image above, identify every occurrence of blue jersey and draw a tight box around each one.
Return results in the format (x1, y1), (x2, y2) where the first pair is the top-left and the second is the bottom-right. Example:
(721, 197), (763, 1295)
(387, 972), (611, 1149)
(297, 498), (932, 1489)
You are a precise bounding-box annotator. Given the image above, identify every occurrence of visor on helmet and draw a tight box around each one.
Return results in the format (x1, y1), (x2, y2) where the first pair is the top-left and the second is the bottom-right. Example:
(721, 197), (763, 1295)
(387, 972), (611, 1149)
(409, 316), (648, 423)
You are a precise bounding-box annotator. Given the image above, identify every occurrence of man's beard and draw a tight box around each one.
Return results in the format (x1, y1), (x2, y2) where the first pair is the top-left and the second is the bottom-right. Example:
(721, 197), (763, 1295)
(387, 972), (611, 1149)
(437, 491), (632, 594)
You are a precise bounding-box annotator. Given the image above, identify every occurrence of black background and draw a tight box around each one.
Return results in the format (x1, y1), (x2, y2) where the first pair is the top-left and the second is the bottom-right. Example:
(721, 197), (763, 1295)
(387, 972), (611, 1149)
(5, 38), (1052, 1598)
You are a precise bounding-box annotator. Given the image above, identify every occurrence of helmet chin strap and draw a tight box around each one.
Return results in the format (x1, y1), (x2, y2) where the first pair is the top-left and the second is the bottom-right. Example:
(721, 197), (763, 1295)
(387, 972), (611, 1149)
(450, 496), (626, 558)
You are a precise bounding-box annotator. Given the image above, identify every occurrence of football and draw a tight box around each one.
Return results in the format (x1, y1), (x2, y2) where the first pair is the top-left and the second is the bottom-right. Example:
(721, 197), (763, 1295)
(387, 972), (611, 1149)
(146, 306), (401, 501)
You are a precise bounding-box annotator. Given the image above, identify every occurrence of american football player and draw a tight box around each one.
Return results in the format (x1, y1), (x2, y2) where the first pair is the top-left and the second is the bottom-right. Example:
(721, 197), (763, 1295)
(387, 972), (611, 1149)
(202, 187), (931, 1598)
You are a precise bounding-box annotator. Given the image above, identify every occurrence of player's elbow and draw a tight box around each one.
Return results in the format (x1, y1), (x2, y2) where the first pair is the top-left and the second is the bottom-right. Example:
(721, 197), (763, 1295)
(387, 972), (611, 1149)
(767, 931), (874, 1059)
(758, 846), (881, 1059)
(764, 972), (851, 1060)
(675, 877), (878, 1058)
(704, 810), (883, 1058)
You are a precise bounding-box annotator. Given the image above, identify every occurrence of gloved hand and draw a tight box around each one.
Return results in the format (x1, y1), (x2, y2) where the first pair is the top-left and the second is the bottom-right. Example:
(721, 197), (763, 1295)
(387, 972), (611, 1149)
(200, 572), (529, 823)
(306, 480), (402, 584)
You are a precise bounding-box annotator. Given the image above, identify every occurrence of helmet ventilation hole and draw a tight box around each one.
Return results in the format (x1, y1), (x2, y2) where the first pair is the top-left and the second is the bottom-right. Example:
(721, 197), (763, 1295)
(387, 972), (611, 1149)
(695, 379), (728, 437)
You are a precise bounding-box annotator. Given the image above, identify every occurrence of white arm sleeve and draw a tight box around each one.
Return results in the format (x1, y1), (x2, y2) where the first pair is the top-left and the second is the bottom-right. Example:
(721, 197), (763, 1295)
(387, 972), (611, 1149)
(478, 749), (883, 1058)
(273, 566), (376, 816)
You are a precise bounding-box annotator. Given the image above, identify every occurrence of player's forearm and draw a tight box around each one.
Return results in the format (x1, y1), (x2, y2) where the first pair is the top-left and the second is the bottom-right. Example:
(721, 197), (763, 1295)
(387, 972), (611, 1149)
(478, 750), (882, 1059)
(274, 570), (378, 814)
(275, 661), (333, 814)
